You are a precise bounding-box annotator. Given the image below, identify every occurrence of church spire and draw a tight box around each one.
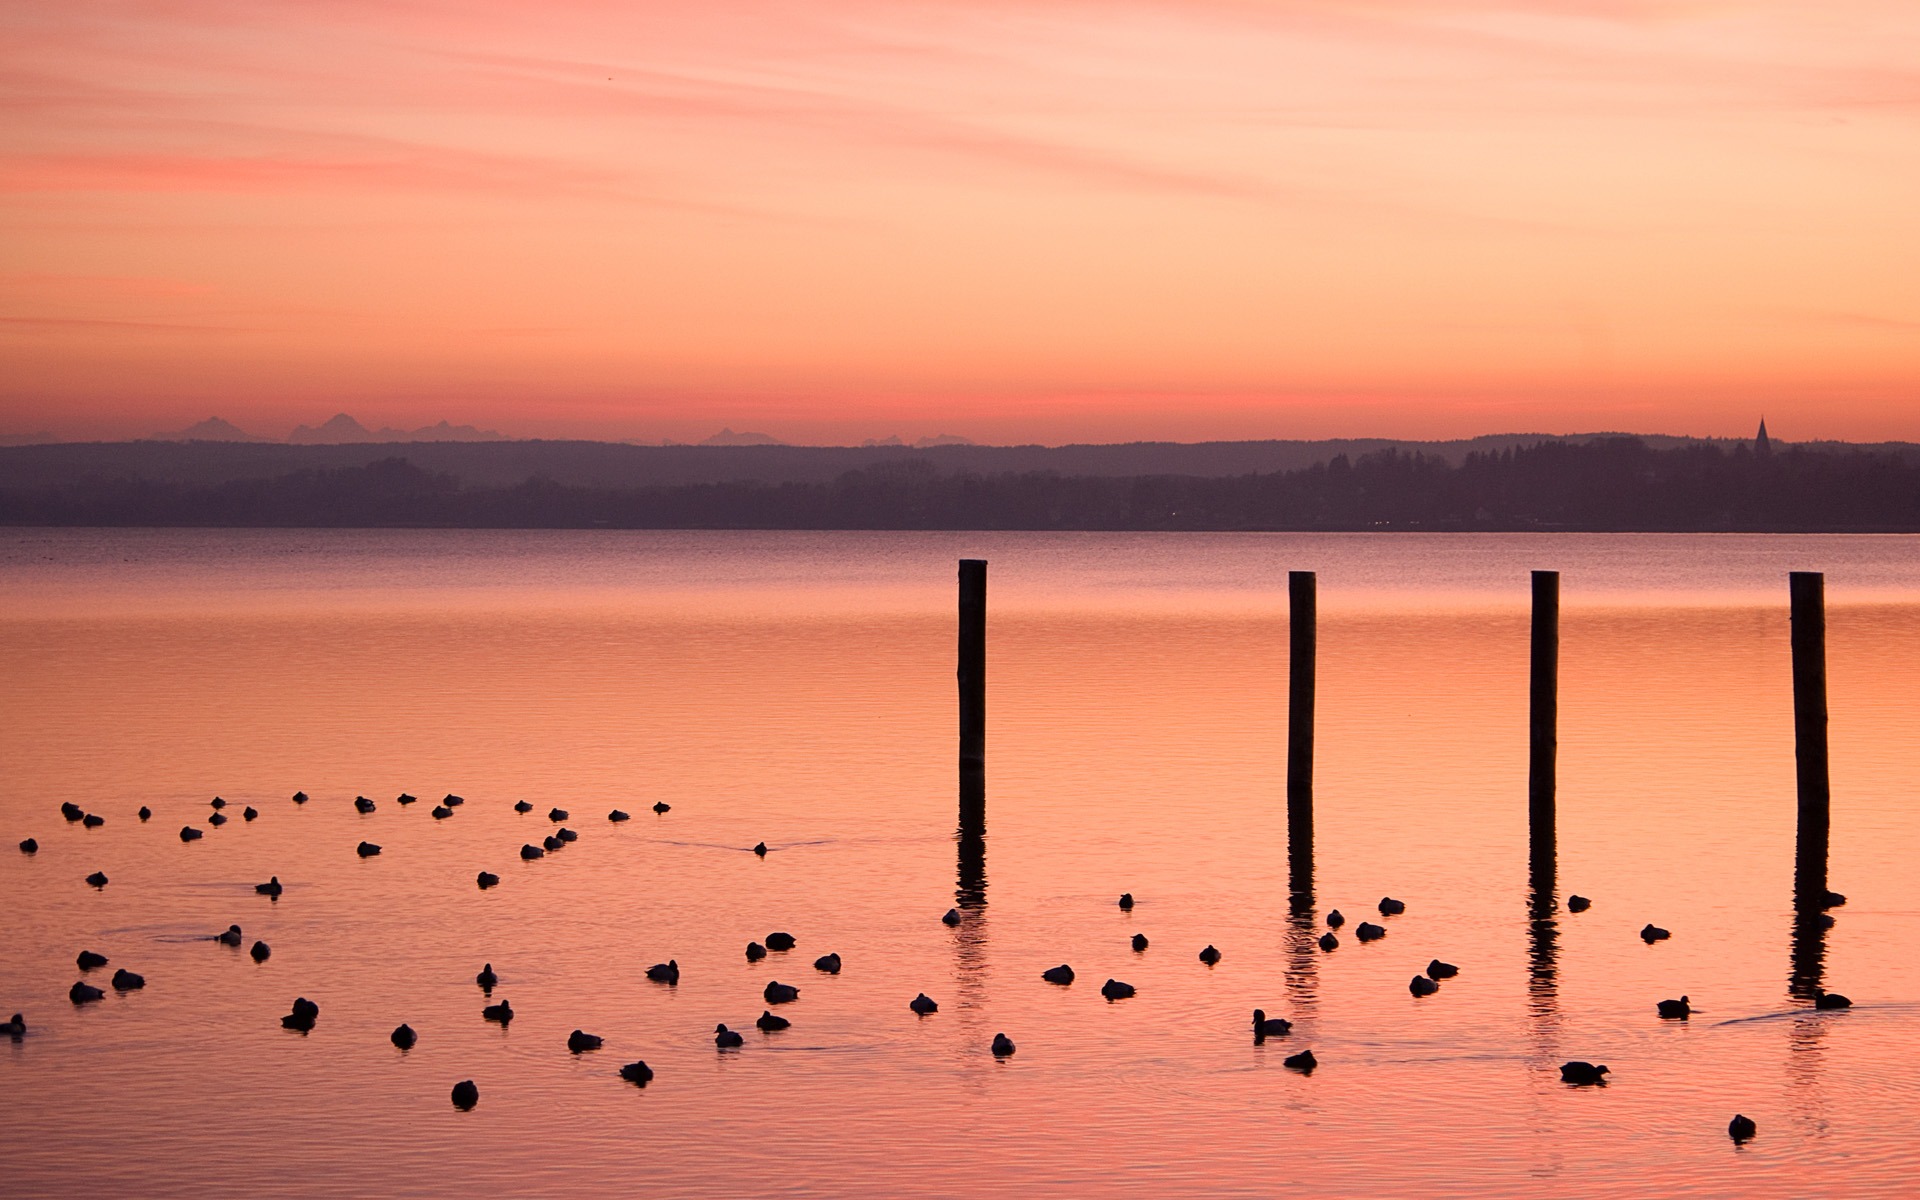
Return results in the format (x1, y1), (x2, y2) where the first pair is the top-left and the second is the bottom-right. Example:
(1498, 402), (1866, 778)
(1756, 417), (1772, 457)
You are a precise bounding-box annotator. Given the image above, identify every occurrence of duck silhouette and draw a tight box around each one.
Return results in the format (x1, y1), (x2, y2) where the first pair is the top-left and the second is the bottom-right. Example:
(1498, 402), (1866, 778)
(813, 953), (841, 974)
(1101, 979), (1136, 1001)
(745, 942), (767, 962)
(520, 844), (543, 860)
(255, 877), (282, 896)
(209, 797), (227, 810)
(281, 997), (319, 1031)
(1355, 922), (1386, 942)
(250, 941), (270, 963)
(1410, 974), (1439, 997)
(180, 827), (203, 842)
(542, 836), (563, 851)
(1199, 945), (1222, 965)
(85, 871), (108, 888)
(1378, 897), (1406, 915)
(1118, 893), (1134, 910)
(1813, 990), (1852, 1010)
(652, 801), (671, 814)
(215, 924), (243, 947)
(291, 792), (308, 804)
(391, 1023), (417, 1050)
(910, 993), (938, 1015)
(354, 797), (375, 814)
(608, 810), (630, 822)
(70, 981), (104, 1004)
(1131, 933), (1149, 952)
(208, 812), (227, 827)
(355, 841), (381, 858)
(620, 1061), (654, 1085)
(451, 1080), (478, 1110)
(431, 806), (452, 820)
(1640, 924), (1671, 942)
(568, 1029), (603, 1053)
(1319, 932), (1339, 952)
(556, 828), (577, 842)
(477, 964), (498, 990)
(76, 950), (107, 971)
(1560, 1061), (1608, 1085)
(61, 802), (84, 821)
(138, 807), (151, 821)
(756, 1010), (790, 1032)
(753, 842), (768, 857)
(2, 1014), (23, 1038)
(18, 838), (36, 854)
(513, 801), (533, 814)
(645, 960), (679, 985)
(482, 999), (513, 1024)
(242, 807), (258, 821)
(397, 793), (417, 806)
(1656, 995), (1692, 1019)
(1284, 1048), (1317, 1072)
(942, 908), (962, 926)
(1427, 959), (1459, 979)
(766, 932), (796, 951)
(1326, 909), (1344, 929)
(1252, 1009), (1292, 1039)
(82, 814), (103, 829)
(714, 1024), (744, 1048)
(763, 981), (800, 1004)
(476, 871), (500, 889)
(1729, 1114), (1757, 1141)
(1041, 964), (1075, 986)
(443, 794), (464, 807)
(548, 808), (568, 822)
(991, 1033), (1016, 1057)
(111, 968), (145, 991)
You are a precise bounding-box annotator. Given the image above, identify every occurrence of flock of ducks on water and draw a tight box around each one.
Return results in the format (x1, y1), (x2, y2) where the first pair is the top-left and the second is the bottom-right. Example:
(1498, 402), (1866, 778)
(14, 792), (1855, 1137)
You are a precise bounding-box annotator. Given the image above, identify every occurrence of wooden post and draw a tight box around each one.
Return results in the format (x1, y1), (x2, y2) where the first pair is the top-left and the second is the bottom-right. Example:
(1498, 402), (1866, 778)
(1286, 571), (1316, 849)
(958, 560), (986, 772)
(1529, 571), (1559, 834)
(1789, 572), (1830, 840)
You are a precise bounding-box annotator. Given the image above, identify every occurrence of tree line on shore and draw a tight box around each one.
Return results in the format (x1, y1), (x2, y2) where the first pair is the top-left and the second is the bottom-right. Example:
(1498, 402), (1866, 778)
(4, 437), (1916, 531)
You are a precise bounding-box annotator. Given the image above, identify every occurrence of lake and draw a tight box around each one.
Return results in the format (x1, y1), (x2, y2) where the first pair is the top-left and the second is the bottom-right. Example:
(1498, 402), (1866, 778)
(2, 530), (1917, 1198)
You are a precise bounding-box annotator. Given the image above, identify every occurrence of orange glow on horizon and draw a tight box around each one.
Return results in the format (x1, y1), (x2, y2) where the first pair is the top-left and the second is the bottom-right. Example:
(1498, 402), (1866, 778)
(2, 1), (1918, 444)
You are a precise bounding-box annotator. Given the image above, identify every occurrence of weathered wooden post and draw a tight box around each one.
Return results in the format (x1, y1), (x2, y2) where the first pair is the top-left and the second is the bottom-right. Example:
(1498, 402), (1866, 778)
(958, 559), (987, 834)
(1529, 571), (1559, 844)
(1286, 570), (1316, 898)
(1788, 571), (1832, 996)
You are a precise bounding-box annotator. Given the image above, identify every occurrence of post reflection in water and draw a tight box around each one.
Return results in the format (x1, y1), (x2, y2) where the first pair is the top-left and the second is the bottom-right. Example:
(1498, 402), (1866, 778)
(1284, 796), (1318, 1017)
(951, 767), (989, 1014)
(1526, 806), (1559, 1032)
(1786, 786), (1833, 1110)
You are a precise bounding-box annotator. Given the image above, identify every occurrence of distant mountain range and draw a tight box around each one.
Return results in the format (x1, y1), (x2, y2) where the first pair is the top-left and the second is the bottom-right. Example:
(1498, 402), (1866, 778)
(149, 413), (510, 444)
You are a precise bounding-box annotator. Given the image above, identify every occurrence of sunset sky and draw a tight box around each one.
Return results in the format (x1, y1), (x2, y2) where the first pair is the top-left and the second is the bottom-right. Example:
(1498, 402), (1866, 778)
(3, 0), (1917, 444)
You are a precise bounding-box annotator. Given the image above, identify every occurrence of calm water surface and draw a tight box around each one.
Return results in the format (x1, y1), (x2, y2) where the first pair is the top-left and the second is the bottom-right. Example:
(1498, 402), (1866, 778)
(2, 531), (1917, 1199)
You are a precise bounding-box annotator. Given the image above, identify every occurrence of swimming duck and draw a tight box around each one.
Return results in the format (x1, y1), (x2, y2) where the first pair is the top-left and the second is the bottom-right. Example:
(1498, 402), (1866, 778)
(60, 802), (85, 821)
(391, 1024), (417, 1050)
(209, 797), (227, 810)
(1199, 945), (1222, 965)
(1640, 924), (1671, 942)
(76, 950), (108, 971)
(180, 826), (203, 842)
(355, 841), (381, 858)
(242, 807), (258, 821)
(1252, 1009), (1292, 1039)
(608, 810), (630, 822)
(1656, 995), (1692, 1019)
(443, 794), (464, 807)
(620, 1061), (654, 1085)
(520, 844), (543, 860)
(1821, 890), (1846, 908)
(354, 797), (375, 814)
(991, 1033), (1016, 1057)
(756, 1010), (790, 1032)
(482, 999), (513, 1024)
(250, 941), (270, 962)
(766, 932), (796, 951)
(476, 871), (500, 889)
(215, 924), (242, 947)
(1118, 893), (1134, 910)
(281, 997), (319, 1031)
(1284, 1048), (1317, 1072)
(942, 908), (962, 926)
(555, 828), (577, 842)
(646, 960), (680, 985)
(70, 981), (104, 1004)
(1427, 959), (1459, 979)
(568, 1029), (603, 1053)
(138, 807), (151, 821)
(1378, 897), (1406, 915)
(291, 792), (308, 804)
(2, 1014), (23, 1038)
(255, 876), (283, 896)
(1101, 979), (1135, 1001)
(85, 871), (108, 888)
(82, 813), (104, 829)
(1813, 990), (1852, 1010)
(910, 993), (938, 1015)
(1326, 909), (1345, 929)
(813, 953), (842, 974)
(1410, 975), (1439, 997)
(548, 808), (568, 822)
(1041, 965), (1075, 986)
(753, 842), (768, 857)
(208, 812), (227, 826)
(1319, 932), (1339, 952)
(18, 838), (36, 854)
(451, 1080), (478, 1110)
(431, 806), (452, 820)
(542, 835), (563, 851)
(1729, 1114), (1757, 1141)
(513, 801), (533, 814)
(396, 793), (417, 806)
(745, 942), (767, 962)
(763, 981), (800, 1004)
(477, 964), (498, 990)
(1355, 922), (1386, 942)
(714, 1024), (744, 1048)
(1560, 1061), (1608, 1085)
(1132, 933), (1149, 952)
(652, 801), (670, 814)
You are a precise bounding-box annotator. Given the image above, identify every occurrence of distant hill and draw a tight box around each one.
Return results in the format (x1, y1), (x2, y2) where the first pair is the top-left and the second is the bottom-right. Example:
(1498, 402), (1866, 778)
(699, 428), (785, 446)
(153, 417), (271, 443)
(287, 413), (506, 444)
